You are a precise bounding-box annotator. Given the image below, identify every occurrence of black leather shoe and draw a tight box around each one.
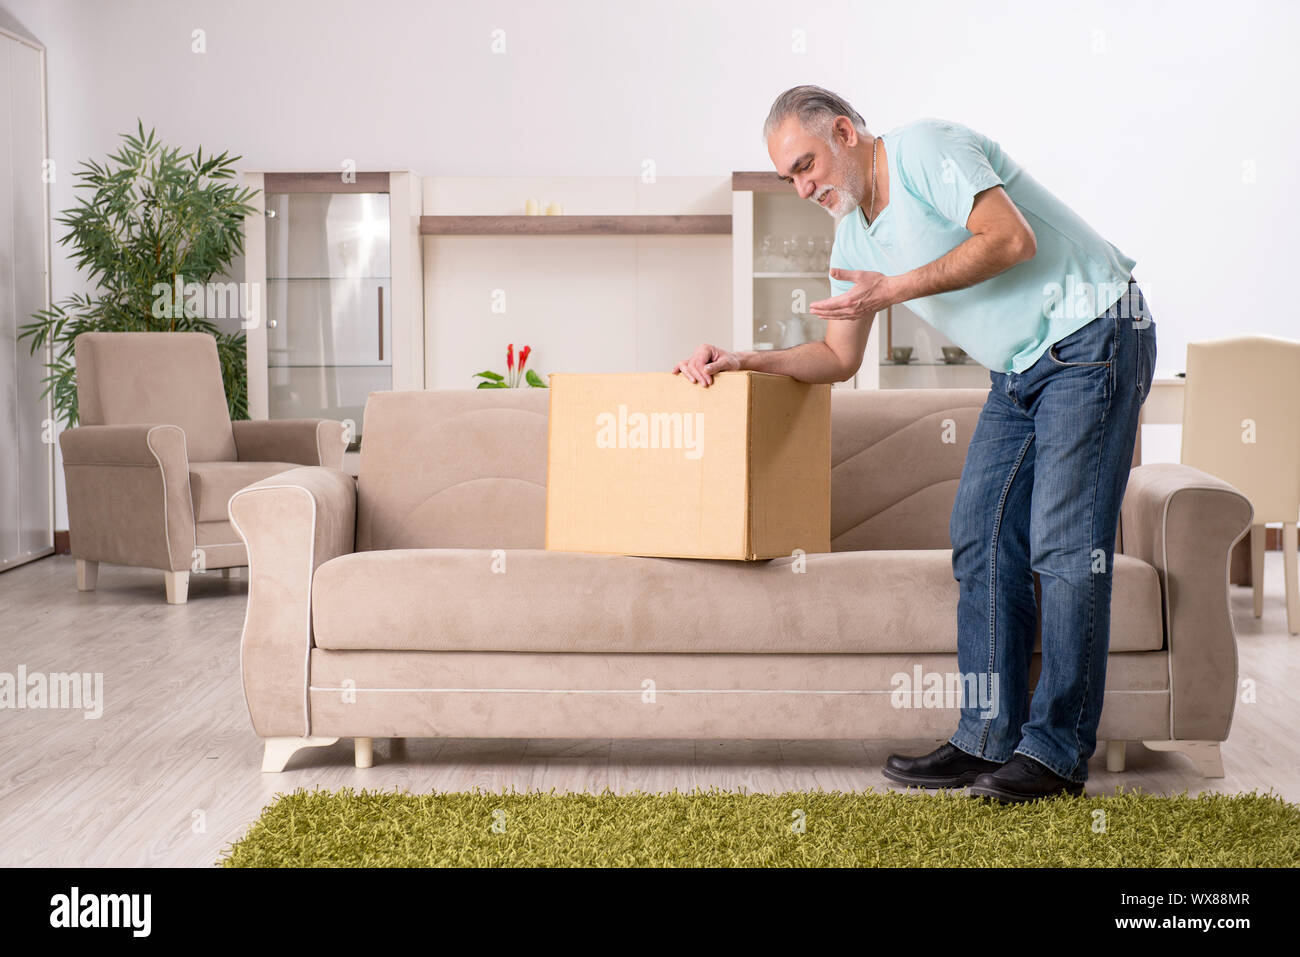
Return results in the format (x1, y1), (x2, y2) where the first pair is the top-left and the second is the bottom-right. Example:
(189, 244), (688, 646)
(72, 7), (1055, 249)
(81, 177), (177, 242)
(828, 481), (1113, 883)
(968, 753), (1086, 803)
(882, 742), (1006, 788)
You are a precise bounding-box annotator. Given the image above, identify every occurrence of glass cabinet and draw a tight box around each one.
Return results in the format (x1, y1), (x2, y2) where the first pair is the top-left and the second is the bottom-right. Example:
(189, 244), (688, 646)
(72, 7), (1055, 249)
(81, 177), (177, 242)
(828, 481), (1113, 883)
(243, 171), (424, 464)
(264, 191), (391, 449)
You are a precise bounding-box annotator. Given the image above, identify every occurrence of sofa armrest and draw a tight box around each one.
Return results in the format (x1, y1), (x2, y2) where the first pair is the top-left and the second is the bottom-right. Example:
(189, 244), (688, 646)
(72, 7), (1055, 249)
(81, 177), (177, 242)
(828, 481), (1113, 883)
(228, 466), (356, 738)
(1119, 463), (1254, 741)
(232, 418), (348, 469)
(59, 424), (195, 571)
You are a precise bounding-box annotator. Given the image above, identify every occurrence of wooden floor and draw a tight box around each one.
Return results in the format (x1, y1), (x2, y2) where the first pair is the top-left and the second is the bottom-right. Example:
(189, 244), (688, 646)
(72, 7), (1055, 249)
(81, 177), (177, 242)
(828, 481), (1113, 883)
(0, 553), (1296, 867)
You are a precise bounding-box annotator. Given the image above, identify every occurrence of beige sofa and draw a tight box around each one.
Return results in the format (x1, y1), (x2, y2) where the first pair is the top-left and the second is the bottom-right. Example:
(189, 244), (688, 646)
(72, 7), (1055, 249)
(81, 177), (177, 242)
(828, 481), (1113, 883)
(231, 386), (1253, 777)
(60, 332), (347, 603)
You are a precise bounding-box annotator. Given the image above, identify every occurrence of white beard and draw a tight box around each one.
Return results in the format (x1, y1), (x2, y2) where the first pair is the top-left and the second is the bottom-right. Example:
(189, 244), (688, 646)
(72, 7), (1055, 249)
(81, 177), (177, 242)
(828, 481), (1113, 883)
(815, 185), (861, 223)
(812, 156), (866, 224)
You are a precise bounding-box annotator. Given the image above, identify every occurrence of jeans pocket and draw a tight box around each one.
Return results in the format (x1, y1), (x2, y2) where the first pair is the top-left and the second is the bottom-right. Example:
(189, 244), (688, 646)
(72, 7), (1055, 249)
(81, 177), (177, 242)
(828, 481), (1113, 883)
(1047, 314), (1117, 368)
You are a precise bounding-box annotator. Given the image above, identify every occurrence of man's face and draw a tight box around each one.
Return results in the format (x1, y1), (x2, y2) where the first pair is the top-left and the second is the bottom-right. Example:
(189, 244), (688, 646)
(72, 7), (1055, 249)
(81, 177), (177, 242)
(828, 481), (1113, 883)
(767, 115), (865, 224)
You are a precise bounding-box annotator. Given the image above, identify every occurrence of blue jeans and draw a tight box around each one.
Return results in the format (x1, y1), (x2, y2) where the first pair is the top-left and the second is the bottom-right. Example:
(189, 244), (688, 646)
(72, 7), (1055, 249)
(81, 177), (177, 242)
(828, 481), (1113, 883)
(947, 278), (1156, 783)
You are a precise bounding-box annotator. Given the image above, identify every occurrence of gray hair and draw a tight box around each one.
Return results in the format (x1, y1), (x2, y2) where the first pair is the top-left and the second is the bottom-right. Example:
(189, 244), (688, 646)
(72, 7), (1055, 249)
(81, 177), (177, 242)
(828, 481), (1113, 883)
(762, 85), (869, 145)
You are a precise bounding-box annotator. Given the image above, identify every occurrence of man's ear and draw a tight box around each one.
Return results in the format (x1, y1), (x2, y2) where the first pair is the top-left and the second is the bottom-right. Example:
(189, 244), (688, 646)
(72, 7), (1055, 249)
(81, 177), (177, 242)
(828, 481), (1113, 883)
(832, 115), (858, 148)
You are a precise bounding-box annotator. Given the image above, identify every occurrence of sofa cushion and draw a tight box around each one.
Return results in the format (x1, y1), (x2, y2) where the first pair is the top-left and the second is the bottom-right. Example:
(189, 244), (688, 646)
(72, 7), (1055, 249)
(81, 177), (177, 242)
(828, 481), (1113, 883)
(310, 548), (1164, 655)
(190, 461), (299, 523)
(356, 390), (549, 552)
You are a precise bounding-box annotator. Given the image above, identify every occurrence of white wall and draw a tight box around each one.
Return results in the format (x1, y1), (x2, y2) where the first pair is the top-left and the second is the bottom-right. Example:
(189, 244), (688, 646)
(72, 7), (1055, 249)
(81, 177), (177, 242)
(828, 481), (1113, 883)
(3, 0), (1297, 526)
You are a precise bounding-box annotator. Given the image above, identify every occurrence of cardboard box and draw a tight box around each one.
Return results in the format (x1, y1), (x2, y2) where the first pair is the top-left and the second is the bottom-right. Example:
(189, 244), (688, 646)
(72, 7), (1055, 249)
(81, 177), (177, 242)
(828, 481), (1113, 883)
(546, 371), (831, 560)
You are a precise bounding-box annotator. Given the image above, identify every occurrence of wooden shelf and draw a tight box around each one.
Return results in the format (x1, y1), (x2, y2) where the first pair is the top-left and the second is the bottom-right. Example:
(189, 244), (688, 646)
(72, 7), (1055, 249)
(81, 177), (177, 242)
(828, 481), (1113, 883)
(732, 171), (795, 193)
(264, 171), (390, 193)
(419, 215), (731, 236)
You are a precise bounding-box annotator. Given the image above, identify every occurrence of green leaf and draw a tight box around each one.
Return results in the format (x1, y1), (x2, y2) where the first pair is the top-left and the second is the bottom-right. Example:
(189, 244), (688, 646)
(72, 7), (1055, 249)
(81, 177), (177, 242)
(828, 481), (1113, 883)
(473, 370), (505, 381)
(476, 380), (508, 389)
(23, 122), (253, 427)
(525, 369), (547, 388)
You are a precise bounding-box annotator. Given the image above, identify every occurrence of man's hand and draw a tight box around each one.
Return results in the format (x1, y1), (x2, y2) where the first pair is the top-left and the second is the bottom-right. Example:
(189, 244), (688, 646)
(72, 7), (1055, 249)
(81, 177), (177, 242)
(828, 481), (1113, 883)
(809, 268), (898, 321)
(673, 342), (741, 387)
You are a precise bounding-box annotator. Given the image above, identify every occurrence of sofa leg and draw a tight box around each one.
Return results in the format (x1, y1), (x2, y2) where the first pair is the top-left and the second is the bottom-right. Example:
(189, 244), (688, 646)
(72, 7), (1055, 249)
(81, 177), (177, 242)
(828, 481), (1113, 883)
(261, 736), (340, 773)
(355, 737), (374, 769)
(221, 567), (234, 579)
(1105, 740), (1126, 773)
(163, 570), (189, 604)
(76, 559), (98, 592)
(1141, 740), (1224, 778)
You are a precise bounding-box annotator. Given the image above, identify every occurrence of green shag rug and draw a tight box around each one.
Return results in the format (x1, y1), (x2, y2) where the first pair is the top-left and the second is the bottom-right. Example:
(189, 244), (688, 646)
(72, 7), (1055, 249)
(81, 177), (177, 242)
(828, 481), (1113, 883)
(219, 787), (1300, 867)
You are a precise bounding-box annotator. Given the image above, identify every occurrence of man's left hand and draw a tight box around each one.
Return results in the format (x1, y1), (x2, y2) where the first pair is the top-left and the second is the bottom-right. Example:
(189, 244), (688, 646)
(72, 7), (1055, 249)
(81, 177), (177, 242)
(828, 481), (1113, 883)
(810, 268), (898, 321)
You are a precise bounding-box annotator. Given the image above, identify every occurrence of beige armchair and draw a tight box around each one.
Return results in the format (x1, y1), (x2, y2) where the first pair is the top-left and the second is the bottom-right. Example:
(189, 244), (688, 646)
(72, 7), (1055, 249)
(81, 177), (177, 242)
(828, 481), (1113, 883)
(1182, 335), (1300, 634)
(60, 332), (347, 603)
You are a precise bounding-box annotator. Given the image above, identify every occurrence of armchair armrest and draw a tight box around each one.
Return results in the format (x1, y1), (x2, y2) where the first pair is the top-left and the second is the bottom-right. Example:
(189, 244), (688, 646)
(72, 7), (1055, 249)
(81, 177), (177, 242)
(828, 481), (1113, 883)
(1119, 463), (1254, 741)
(228, 466), (356, 738)
(59, 424), (195, 571)
(232, 418), (348, 468)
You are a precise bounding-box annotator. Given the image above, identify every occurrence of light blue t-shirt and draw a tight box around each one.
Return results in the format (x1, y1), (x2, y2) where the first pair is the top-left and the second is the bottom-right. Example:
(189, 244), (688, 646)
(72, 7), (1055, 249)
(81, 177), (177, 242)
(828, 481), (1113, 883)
(829, 118), (1136, 374)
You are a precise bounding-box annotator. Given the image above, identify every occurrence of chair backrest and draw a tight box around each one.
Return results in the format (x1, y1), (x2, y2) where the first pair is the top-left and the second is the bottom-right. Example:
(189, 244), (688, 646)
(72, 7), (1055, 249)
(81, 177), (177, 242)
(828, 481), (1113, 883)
(1182, 335), (1300, 523)
(354, 386), (990, 553)
(74, 332), (237, 462)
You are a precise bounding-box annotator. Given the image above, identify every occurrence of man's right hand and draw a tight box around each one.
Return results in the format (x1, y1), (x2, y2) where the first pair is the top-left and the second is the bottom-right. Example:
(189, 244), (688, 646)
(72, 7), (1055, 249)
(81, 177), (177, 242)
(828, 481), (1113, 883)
(673, 342), (741, 387)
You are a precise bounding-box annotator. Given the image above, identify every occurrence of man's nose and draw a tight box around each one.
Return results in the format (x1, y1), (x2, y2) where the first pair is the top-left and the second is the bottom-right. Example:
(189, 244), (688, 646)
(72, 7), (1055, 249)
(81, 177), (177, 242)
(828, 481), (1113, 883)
(797, 179), (815, 200)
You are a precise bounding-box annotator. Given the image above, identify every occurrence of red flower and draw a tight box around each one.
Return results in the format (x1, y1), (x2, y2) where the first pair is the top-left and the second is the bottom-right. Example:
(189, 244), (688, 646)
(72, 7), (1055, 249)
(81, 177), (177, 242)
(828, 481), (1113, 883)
(507, 343), (514, 372)
(518, 345), (531, 372)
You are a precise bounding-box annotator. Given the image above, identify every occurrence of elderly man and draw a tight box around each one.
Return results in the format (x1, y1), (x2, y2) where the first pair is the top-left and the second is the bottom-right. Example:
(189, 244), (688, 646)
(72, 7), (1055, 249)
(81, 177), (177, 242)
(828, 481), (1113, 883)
(674, 85), (1156, 803)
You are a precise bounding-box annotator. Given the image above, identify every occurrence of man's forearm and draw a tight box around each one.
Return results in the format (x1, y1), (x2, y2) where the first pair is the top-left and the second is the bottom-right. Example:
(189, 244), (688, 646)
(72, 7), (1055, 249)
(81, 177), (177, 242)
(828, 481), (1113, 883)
(887, 231), (1030, 304)
(737, 341), (847, 383)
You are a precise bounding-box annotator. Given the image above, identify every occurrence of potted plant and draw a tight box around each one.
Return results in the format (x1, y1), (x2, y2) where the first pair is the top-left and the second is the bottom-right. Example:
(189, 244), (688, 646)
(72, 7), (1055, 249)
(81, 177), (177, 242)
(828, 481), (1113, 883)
(19, 120), (259, 425)
(474, 343), (548, 388)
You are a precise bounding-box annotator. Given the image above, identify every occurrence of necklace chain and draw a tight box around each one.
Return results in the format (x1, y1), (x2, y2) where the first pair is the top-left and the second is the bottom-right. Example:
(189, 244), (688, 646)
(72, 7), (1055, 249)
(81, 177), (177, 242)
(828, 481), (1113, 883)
(867, 136), (878, 225)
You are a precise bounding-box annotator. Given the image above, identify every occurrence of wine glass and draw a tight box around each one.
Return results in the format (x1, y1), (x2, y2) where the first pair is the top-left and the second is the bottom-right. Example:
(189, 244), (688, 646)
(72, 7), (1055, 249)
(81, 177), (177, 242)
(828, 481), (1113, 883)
(803, 236), (819, 272)
(788, 234), (807, 271)
(779, 237), (797, 272)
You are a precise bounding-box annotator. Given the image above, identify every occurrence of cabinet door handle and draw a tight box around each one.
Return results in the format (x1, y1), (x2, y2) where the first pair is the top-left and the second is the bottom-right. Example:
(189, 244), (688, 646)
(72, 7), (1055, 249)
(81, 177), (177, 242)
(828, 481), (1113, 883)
(377, 286), (384, 361)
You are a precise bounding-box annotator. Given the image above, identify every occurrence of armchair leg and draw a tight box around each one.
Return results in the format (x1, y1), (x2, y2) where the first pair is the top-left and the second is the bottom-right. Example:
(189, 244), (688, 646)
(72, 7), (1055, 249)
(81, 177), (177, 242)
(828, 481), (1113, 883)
(1141, 740), (1224, 778)
(261, 736), (340, 773)
(1105, 740), (1126, 773)
(76, 559), (98, 592)
(1250, 524), (1265, 619)
(163, 570), (189, 604)
(1283, 522), (1299, 636)
(355, 737), (374, 769)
